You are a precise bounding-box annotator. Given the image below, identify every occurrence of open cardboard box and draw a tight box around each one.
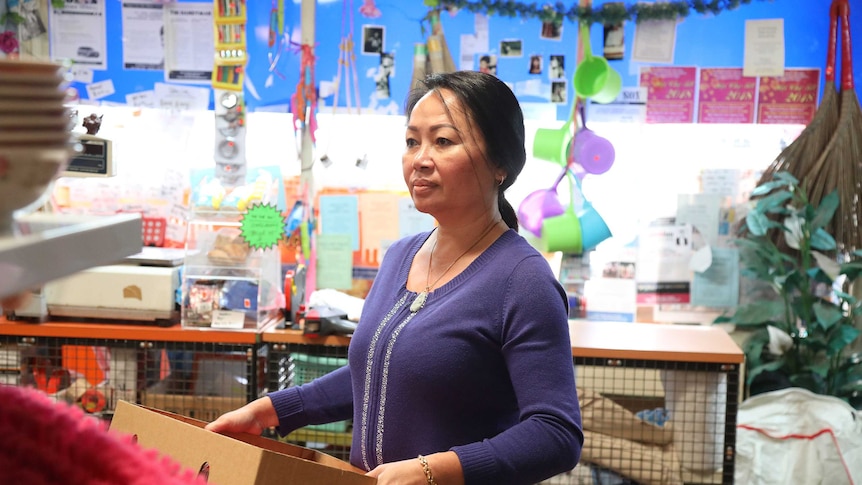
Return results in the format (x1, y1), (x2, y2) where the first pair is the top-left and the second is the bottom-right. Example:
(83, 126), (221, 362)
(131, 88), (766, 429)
(109, 400), (374, 485)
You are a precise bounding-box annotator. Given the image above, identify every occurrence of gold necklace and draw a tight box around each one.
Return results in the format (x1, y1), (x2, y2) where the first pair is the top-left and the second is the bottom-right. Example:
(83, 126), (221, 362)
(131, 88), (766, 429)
(410, 220), (499, 312)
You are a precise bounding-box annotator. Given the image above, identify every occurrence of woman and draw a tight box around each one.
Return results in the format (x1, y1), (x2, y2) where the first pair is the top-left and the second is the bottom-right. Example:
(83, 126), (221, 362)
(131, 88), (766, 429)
(206, 71), (583, 484)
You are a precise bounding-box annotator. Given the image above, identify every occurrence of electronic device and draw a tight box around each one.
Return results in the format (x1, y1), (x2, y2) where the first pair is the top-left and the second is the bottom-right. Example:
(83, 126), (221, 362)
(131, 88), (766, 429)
(63, 134), (115, 177)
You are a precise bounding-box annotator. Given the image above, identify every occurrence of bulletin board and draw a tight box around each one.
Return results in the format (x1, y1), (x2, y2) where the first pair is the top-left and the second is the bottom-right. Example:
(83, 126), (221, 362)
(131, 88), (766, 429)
(4, 0), (853, 117)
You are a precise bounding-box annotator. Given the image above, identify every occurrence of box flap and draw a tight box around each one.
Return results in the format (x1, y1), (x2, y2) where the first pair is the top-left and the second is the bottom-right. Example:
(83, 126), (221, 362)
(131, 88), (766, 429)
(110, 401), (374, 485)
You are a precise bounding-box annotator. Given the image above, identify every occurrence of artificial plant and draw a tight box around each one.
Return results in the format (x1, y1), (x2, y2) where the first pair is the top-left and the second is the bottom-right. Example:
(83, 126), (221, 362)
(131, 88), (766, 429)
(716, 171), (862, 405)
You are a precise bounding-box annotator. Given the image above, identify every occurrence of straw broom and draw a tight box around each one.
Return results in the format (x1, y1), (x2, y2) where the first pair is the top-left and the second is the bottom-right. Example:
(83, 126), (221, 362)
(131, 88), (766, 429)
(756, 1), (840, 186)
(804, 0), (862, 252)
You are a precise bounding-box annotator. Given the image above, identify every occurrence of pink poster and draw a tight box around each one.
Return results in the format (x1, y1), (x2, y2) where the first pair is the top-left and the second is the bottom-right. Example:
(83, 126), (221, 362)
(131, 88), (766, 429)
(698, 68), (757, 123)
(640, 66), (697, 124)
(757, 69), (820, 124)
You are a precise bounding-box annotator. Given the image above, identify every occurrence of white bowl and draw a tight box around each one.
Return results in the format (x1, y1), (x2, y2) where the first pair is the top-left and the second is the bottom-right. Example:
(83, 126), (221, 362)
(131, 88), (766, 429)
(0, 147), (73, 233)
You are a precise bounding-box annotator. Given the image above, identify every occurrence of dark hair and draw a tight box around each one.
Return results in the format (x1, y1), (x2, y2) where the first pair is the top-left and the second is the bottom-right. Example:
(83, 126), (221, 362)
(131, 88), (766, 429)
(404, 71), (526, 230)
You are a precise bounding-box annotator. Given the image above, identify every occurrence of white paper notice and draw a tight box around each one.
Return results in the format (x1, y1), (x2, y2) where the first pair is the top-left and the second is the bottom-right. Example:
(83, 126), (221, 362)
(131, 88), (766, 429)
(126, 90), (157, 108)
(676, 194), (722, 246)
(69, 64), (94, 84)
(210, 310), (245, 329)
(154, 82), (211, 111)
(86, 79), (115, 100)
(631, 19), (677, 64)
(49, 0), (108, 70)
(121, 1), (164, 70)
(743, 19), (785, 77)
(164, 2), (213, 83)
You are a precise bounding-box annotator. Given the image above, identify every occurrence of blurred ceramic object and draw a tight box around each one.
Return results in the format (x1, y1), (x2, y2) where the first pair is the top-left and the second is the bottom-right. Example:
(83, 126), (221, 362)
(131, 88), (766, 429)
(0, 58), (73, 235)
(0, 147), (72, 233)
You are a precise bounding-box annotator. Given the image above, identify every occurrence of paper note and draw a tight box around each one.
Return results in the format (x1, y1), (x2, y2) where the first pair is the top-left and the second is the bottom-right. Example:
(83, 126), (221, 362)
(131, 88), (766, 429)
(319, 195), (360, 251)
(86, 79), (115, 100)
(398, 197), (436, 239)
(632, 19), (677, 64)
(316, 233), (353, 290)
(677, 194), (722, 246)
(691, 247), (739, 308)
(359, 192), (400, 266)
(743, 19), (785, 77)
(126, 90), (156, 108)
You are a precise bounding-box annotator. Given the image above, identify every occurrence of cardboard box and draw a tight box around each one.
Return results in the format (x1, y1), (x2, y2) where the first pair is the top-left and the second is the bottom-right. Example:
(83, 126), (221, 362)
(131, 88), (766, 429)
(141, 392), (247, 423)
(110, 401), (375, 485)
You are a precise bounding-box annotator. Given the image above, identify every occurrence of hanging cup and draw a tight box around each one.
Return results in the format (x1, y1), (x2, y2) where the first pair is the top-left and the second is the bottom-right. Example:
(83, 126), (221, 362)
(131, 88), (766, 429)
(517, 165), (569, 237)
(542, 205), (583, 254)
(572, 128), (615, 174)
(573, 25), (622, 104)
(578, 201), (613, 251)
(532, 119), (573, 166)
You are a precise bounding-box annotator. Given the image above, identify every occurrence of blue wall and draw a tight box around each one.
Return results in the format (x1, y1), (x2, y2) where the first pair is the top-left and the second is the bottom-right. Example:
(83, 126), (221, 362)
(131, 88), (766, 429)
(80, 0), (861, 116)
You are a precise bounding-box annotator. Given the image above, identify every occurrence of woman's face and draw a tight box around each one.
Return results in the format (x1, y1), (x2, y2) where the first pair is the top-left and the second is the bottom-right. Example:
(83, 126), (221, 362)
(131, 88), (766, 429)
(403, 89), (501, 222)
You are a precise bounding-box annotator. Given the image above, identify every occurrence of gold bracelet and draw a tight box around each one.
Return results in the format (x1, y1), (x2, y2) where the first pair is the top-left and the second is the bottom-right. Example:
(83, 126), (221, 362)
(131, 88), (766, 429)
(417, 454), (437, 485)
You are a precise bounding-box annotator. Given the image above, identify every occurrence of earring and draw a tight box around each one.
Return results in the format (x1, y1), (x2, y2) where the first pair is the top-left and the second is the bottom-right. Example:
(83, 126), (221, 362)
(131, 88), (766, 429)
(497, 177), (505, 186)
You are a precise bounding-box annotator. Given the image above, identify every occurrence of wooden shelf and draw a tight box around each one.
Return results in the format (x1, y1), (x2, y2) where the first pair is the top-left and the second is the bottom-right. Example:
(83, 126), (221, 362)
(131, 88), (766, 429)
(0, 318), (744, 364)
(0, 318), (263, 344)
(263, 328), (353, 347)
(570, 320), (744, 364)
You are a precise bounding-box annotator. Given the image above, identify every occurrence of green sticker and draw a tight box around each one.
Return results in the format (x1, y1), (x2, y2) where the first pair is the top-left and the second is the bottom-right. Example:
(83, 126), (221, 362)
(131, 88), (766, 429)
(240, 203), (286, 250)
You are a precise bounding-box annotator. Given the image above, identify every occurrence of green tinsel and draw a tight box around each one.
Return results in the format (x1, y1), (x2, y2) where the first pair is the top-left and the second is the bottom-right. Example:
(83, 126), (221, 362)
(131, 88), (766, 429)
(437, 0), (772, 25)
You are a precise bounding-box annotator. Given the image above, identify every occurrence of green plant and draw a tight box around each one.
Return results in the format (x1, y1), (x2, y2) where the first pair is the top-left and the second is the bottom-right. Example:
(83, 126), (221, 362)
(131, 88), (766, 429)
(716, 172), (862, 403)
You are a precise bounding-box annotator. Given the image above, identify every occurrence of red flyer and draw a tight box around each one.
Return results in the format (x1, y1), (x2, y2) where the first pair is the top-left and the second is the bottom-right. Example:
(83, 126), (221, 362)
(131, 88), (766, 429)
(757, 68), (820, 124)
(698, 68), (757, 123)
(640, 66), (697, 123)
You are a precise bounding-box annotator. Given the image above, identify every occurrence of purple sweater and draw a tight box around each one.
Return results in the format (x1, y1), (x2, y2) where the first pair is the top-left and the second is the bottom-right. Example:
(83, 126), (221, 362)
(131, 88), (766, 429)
(269, 229), (583, 484)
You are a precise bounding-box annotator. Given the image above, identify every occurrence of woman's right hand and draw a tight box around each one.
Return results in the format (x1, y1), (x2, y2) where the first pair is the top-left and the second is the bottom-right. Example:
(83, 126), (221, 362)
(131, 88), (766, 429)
(205, 396), (277, 435)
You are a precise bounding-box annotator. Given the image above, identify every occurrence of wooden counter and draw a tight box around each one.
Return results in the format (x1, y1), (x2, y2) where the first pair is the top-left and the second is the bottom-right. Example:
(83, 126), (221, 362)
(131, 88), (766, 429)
(570, 320), (743, 364)
(0, 318), (743, 364)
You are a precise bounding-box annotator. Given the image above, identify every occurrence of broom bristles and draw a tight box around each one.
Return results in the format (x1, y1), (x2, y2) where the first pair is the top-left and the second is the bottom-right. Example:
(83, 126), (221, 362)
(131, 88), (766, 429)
(757, 82), (840, 187)
(805, 89), (862, 252)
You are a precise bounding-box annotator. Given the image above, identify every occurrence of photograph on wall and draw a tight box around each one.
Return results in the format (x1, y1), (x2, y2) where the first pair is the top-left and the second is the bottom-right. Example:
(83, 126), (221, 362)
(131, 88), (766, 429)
(540, 20), (562, 41)
(362, 25), (384, 55)
(603, 21), (625, 60)
(374, 52), (394, 99)
(548, 55), (565, 80)
(499, 39), (522, 58)
(551, 80), (567, 104)
(477, 54), (496, 75)
(528, 54), (542, 74)
(13, 0), (46, 41)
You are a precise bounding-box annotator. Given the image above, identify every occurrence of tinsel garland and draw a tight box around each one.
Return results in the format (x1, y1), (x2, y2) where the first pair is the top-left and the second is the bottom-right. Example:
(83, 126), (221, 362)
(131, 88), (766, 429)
(425, 0), (773, 25)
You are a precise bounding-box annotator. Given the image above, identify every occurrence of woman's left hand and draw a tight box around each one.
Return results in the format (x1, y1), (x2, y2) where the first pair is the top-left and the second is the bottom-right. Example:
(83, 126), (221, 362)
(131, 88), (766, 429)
(365, 458), (427, 485)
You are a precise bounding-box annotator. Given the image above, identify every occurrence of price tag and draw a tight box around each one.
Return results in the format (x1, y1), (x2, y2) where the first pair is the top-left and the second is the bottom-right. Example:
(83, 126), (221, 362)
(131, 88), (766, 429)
(211, 310), (245, 329)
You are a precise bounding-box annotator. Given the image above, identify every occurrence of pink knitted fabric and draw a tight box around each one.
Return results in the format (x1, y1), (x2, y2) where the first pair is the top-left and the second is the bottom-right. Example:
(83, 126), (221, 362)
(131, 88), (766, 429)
(0, 384), (204, 485)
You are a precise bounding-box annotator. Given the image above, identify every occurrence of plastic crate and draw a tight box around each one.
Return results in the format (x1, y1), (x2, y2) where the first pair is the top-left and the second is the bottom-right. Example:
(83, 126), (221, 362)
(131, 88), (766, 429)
(290, 353), (351, 433)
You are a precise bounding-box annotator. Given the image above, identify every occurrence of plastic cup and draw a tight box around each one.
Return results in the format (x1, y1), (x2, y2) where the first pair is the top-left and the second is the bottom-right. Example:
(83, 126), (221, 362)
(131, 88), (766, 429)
(578, 203), (613, 251)
(572, 129), (615, 174)
(573, 25), (623, 104)
(532, 121), (573, 166)
(542, 207), (583, 254)
(518, 188), (566, 238)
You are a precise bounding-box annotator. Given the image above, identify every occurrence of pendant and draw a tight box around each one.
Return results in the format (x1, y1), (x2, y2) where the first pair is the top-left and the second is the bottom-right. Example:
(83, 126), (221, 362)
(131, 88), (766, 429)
(410, 291), (428, 312)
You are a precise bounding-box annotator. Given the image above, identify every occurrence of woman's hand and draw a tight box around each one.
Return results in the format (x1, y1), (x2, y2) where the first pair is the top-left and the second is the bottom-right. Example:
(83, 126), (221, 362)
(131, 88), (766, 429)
(205, 396), (277, 435)
(365, 458), (428, 485)
(366, 451), (464, 485)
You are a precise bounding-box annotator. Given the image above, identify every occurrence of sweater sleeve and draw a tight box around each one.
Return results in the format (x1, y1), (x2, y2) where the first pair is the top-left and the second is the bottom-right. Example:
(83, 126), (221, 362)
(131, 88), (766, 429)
(451, 256), (584, 485)
(268, 365), (353, 437)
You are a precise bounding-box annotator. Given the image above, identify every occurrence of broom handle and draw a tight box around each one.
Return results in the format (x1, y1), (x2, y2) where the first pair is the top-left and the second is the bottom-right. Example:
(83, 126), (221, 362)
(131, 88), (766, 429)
(839, 0), (854, 90)
(826, 0), (840, 83)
